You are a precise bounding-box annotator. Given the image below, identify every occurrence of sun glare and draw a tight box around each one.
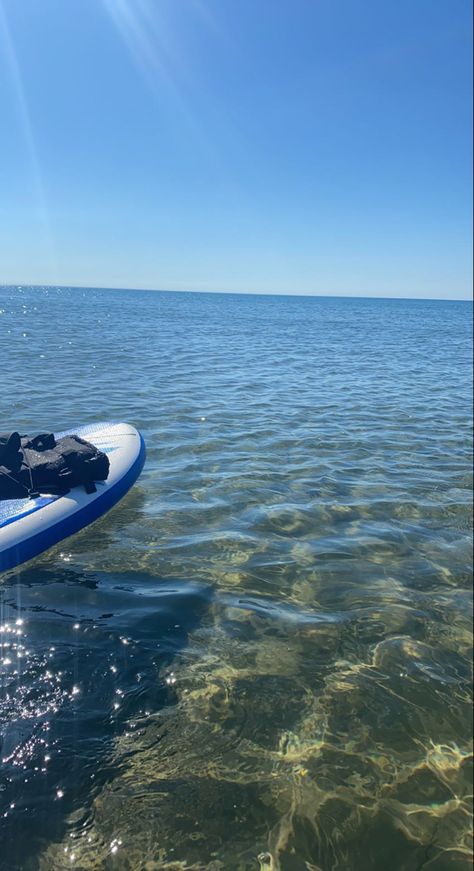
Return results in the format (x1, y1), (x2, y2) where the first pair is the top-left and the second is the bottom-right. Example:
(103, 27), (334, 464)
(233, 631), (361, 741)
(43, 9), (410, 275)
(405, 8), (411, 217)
(0, 0), (57, 276)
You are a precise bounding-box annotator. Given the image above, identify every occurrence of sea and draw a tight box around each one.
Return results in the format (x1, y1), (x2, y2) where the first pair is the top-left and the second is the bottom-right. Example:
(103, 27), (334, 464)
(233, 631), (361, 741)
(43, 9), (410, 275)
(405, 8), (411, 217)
(0, 285), (472, 871)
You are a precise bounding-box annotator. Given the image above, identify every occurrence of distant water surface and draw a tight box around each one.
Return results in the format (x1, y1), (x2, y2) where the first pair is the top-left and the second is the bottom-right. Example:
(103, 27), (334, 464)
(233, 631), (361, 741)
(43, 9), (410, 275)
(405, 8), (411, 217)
(0, 286), (472, 870)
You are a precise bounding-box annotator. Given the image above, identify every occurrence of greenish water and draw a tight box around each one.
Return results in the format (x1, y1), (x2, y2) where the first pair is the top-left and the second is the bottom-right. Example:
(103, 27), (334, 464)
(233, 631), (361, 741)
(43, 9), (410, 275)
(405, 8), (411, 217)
(0, 286), (472, 870)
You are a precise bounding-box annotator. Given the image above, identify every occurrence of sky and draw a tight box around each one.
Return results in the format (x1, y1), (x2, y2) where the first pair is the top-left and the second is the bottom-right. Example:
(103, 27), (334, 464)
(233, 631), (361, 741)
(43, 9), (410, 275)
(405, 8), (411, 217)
(0, 0), (472, 299)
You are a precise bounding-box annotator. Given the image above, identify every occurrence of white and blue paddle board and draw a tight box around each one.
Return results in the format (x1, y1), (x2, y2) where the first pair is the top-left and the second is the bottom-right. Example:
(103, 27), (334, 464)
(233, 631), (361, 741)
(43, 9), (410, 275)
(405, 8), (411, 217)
(0, 422), (145, 573)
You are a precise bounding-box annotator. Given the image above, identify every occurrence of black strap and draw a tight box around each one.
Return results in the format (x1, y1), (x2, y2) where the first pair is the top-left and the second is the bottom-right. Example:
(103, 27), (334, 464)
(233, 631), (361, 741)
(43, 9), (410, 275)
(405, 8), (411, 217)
(0, 467), (30, 497)
(21, 448), (41, 498)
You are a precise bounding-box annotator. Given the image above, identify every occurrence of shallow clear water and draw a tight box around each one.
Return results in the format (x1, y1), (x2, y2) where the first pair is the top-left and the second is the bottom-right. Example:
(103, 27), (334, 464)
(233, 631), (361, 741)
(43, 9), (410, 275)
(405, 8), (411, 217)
(0, 285), (472, 871)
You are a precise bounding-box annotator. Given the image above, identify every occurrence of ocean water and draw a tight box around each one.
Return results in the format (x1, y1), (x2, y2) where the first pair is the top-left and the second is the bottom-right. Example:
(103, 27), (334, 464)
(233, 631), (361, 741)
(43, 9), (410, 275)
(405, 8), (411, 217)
(0, 285), (472, 871)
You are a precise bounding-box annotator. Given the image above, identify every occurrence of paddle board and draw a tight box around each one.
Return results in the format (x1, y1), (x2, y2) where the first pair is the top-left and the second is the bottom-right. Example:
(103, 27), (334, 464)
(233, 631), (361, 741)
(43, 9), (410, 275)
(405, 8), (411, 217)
(0, 422), (145, 573)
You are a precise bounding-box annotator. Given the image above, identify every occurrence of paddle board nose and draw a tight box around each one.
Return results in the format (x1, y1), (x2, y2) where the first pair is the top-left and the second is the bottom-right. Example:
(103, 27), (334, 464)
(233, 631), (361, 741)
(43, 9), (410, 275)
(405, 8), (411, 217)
(0, 422), (146, 573)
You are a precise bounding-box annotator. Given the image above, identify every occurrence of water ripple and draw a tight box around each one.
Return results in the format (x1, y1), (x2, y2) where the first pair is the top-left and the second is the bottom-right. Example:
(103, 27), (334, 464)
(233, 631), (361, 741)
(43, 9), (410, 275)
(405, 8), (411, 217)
(0, 286), (472, 870)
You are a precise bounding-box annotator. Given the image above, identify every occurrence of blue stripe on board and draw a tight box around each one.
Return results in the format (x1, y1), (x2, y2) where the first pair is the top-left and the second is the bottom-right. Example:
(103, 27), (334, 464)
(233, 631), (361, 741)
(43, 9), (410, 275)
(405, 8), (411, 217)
(0, 434), (146, 573)
(0, 496), (58, 530)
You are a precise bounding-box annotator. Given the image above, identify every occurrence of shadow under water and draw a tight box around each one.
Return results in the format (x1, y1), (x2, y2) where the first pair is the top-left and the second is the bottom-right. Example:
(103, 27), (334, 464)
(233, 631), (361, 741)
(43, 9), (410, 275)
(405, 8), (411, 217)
(0, 565), (213, 870)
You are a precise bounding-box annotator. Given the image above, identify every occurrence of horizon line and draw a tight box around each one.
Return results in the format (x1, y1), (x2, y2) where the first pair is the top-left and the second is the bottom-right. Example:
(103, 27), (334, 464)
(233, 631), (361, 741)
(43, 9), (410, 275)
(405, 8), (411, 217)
(1, 282), (472, 303)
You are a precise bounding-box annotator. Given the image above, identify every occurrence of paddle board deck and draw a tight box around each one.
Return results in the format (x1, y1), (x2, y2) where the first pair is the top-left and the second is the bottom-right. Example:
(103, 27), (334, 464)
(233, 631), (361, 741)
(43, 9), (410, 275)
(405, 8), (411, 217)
(0, 422), (145, 573)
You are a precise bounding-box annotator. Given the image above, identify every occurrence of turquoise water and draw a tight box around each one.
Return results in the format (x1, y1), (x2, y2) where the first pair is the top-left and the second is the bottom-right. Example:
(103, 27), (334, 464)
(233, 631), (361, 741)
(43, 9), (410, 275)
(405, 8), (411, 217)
(0, 286), (472, 871)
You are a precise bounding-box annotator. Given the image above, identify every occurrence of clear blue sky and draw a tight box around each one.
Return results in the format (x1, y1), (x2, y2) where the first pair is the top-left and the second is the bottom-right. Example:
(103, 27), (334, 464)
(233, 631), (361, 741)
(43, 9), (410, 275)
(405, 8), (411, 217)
(0, 0), (472, 298)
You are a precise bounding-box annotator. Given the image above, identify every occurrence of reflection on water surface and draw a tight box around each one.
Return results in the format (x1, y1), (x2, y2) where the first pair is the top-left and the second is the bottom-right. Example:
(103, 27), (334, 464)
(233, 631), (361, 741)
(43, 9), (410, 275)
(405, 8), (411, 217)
(1, 287), (472, 870)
